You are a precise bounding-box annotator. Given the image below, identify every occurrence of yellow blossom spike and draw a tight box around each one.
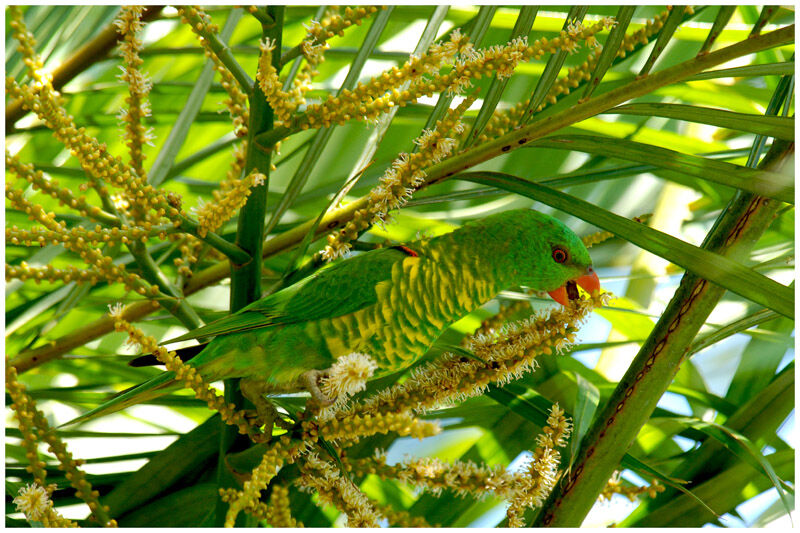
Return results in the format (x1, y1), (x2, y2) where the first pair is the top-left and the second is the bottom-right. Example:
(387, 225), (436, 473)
(6, 77), (180, 223)
(6, 375), (50, 489)
(115, 5), (153, 180)
(302, 6), (382, 47)
(318, 352), (378, 421)
(8, 6), (50, 88)
(195, 170), (266, 237)
(257, 37), (295, 123)
(8, 263), (110, 288)
(171, 141), (249, 277)
(6, 361), (116, 527)
(298, 29), (470, 131)
(346, 453), (516, 501)
(13, 483), (78, 527)
(321, 94), (475, 261)
(6, 223), (170, 249)
(297, 452), (380, 527)
(222, 437), (304, 526)
(599, 470), (665, 502)
(320, 410), (441, 444)
(179, 6), (249, 136)
(469, 297), (534, 340)
(267, 484), (302, 527)
(5, 150), (117, 225)
(297, 18), (612, 132)
(346, 292), (608, 419)
(506, 403), (572, 527)
(5, 184), (157, 295)
(477, 10), (670, 144)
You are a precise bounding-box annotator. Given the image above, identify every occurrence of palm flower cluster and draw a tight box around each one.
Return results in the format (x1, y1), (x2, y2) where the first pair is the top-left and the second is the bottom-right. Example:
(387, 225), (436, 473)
(340, 402), (571, 526)
(475, 9), (672, 143)
(6, 361), (116, 527)
(599, 471), (665, 502)
(322, 95), (476, 260)
(4, 4), (748, 528)
(334, 292), (610, 419)
(107, 304), (263, 441)
(296, 452), (381, 527)
(505, 404), (572, 527)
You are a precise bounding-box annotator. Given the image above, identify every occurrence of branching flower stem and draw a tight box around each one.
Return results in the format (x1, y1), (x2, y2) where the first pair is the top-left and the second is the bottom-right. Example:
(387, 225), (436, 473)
(97, 186), (201, 329)
(247, 6), (274, 26)
(279, 6), (382, 67)
(6, 361), (116, 527)
(175, 214), (251, 264)
(7, 12), (204, 333)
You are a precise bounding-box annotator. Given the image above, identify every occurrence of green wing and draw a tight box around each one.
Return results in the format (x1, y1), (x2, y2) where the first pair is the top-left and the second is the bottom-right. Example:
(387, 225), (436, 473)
(161, 246), (417, 345)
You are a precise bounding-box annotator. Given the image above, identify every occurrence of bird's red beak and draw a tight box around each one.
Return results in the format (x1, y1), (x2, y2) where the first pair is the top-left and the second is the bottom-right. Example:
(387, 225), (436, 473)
(547, 268), (601, 306)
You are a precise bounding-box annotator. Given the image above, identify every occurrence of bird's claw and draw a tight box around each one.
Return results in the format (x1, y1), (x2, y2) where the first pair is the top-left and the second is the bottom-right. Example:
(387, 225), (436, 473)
(242, 408), (268, 428)
(302, 369), (335, 408)
(240, 379), (280, 438)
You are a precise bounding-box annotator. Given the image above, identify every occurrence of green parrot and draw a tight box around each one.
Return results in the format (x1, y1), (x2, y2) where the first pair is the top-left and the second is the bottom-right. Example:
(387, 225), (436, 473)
(66, 209), (599, 425)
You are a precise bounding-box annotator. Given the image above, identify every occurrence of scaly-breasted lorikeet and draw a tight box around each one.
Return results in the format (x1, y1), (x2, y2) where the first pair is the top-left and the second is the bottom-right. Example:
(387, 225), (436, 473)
(67, 209), (600, 425)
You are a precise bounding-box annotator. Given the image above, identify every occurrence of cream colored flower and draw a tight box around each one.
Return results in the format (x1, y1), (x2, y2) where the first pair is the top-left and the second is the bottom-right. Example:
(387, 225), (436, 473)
(107, 302), (125, 319)
(321, 352), (378, 400)
(13, 483), (50, 521)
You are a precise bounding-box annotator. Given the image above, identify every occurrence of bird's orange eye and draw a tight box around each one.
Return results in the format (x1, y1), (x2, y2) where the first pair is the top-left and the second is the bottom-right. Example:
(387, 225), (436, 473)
(552, 248), (568, 263)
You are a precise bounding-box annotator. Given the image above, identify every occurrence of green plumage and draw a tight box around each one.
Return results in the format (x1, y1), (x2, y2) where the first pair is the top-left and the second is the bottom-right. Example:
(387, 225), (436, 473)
(68, 209), (594, 424)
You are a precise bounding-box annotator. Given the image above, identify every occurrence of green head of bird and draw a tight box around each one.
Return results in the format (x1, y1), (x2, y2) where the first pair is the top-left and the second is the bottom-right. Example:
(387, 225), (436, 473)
(458, 209), (600, 305)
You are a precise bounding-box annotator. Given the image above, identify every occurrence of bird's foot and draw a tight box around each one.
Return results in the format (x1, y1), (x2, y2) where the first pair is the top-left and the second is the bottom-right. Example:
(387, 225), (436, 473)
(242, 408), (271, 430)
(240, 379), (282, 438)
(301, 369), (335, 408)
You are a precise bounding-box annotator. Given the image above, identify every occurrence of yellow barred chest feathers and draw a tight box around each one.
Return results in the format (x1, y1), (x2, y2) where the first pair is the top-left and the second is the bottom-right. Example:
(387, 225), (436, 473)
(321, 254), (500, 374)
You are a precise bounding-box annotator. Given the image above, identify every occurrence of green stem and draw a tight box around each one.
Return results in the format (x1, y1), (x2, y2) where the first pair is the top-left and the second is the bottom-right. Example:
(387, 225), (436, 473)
(176, 214), (251, 264)
(181, 8), (254, 92)
(100, 200), (201, 329)
(216, 6), (284, 528)
(532, 139), (793, 527)
(253, 125), (293, 151)
(129, 240), (202, 328)
(279, 43), (306, 69)
(248, 6), (274, 26)
(75, 206), (120, 227)
(229, 20), (282, 305)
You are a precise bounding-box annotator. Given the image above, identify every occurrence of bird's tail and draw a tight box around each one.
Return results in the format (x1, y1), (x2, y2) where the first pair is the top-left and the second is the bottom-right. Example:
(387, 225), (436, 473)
(61, 371), (179, 427)
(62, 343), (211, 426)
(128, 343), (207, 367)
